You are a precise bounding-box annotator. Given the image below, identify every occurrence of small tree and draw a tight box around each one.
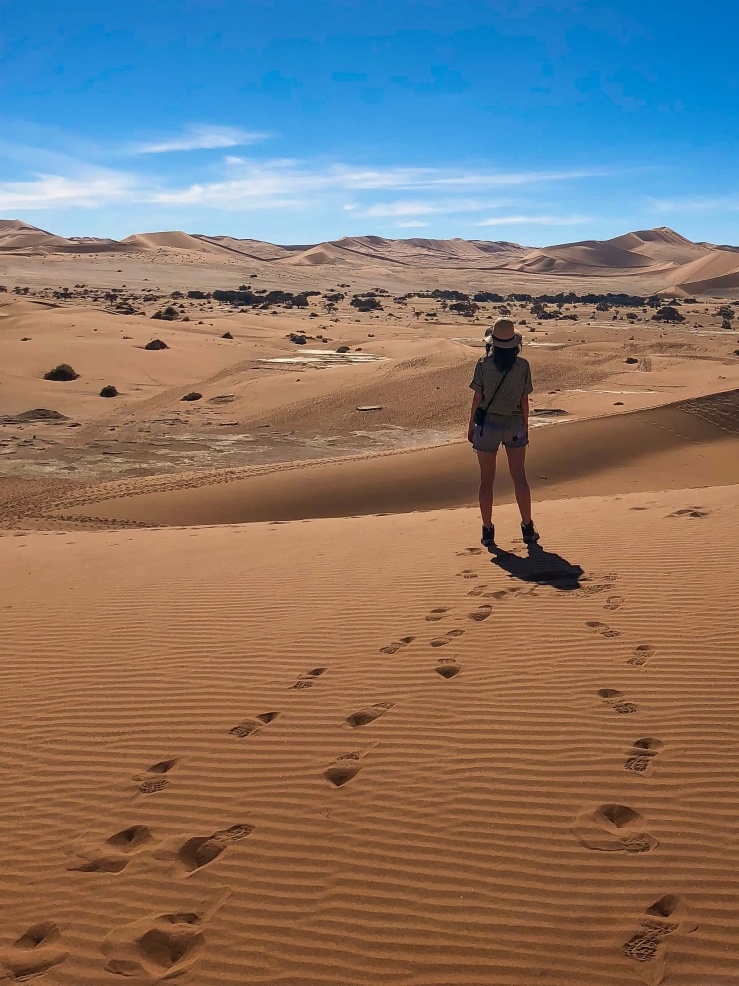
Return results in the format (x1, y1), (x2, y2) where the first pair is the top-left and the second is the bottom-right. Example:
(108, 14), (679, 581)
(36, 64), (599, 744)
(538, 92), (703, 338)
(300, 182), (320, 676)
(652, 306), (685, 323)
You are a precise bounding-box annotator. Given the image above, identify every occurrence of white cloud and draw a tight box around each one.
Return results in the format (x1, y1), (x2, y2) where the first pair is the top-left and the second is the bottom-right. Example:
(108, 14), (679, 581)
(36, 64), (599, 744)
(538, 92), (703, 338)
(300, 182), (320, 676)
(133, 126), (271, 155)
(0, 171), (136, 210)
(475, 214), (592, 226)
(356, 198), (516, 217)
(647, 196), (739, 213)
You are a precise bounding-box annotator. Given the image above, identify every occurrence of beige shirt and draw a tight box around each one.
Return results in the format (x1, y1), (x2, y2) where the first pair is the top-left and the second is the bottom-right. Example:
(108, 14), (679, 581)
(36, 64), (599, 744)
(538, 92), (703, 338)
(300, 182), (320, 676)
(469, 355), (533, 418)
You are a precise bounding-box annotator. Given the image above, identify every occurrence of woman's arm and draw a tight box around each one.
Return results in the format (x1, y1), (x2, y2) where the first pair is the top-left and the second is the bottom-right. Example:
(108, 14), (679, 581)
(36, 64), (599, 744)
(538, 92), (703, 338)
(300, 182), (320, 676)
(468, 390), (482, 443)
(520, 392), (529, 430)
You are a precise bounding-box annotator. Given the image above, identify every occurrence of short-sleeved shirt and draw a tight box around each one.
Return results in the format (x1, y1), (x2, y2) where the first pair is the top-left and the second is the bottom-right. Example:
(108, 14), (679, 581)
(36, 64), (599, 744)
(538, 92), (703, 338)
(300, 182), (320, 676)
(469, 355), (533, 418)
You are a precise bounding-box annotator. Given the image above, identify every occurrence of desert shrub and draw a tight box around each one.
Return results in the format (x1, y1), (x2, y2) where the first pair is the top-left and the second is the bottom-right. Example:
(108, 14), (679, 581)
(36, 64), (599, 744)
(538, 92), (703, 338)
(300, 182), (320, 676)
(717, 305), (734, 319)
(144, 339), (169, 350)
(595, 301), (611, 312)
(350, 296), (382, 312)
(288, 333), (307, 344)
(652, 306), (685, 323)
(0, 285), (7, 293)
(187, 290), (209, 299)
(324, 292), (345, 303)
(151, 306), (179, 320)
(100, 385), (118, 398)
(473, 292), (505, 303)
(336, 345), (350, 353)
(44, 363), (79, 381)
(449, 301), (478, 317)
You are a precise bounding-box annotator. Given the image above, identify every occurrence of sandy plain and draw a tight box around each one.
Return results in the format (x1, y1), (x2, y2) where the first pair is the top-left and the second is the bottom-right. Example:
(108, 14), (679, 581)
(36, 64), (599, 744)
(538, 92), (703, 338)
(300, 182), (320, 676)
(1, 223), (738, 986)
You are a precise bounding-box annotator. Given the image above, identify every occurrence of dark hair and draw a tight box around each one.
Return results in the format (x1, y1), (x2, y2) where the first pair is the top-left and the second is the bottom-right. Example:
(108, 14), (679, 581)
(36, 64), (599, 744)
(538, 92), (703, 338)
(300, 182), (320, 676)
(488, 344), (520, 371)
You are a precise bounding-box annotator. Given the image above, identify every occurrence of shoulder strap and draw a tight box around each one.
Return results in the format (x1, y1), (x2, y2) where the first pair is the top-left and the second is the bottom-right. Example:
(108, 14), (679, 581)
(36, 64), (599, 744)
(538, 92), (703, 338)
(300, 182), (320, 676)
(481, 363), (513, 415)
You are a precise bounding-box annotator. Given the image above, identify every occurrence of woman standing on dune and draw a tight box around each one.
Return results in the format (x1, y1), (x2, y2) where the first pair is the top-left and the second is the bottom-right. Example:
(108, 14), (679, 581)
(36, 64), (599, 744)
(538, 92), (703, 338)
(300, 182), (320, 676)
(467, 317), (539, 547)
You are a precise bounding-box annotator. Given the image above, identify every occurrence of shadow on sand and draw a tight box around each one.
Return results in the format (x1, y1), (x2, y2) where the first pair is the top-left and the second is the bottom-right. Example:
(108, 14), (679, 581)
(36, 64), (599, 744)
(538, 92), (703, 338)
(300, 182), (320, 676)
(489, 541), (584, 591)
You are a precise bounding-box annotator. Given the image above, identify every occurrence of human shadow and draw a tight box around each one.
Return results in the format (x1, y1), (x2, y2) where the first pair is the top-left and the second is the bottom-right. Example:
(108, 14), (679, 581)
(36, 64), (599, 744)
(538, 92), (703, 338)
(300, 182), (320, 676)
(488, 541), (584, 591)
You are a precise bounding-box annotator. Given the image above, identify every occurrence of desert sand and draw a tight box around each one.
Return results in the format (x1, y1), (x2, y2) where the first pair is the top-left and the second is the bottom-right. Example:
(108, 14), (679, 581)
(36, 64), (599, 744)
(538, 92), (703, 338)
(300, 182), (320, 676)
(1, 223), (738, 985)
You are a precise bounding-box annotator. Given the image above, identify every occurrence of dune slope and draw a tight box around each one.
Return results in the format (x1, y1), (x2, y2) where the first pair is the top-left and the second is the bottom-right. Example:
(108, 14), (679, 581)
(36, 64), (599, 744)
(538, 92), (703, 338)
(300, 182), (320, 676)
(1, 485), (738, 985)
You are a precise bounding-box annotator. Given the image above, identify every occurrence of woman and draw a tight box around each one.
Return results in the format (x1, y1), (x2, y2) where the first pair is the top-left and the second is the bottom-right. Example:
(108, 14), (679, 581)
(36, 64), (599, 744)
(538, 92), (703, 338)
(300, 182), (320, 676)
(467, 317), (539, 547)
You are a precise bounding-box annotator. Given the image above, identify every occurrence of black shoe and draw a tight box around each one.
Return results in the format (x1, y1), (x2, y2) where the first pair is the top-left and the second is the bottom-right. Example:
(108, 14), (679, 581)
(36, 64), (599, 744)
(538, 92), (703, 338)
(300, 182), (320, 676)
(521, 521), (540, 544)
(481, 525), (495, 546)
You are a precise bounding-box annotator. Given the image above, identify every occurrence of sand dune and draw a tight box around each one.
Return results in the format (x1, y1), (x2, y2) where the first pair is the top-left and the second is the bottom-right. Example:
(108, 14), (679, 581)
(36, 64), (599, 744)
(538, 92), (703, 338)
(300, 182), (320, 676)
(1, 483), (739, 984)
(31, 388), (739, 528)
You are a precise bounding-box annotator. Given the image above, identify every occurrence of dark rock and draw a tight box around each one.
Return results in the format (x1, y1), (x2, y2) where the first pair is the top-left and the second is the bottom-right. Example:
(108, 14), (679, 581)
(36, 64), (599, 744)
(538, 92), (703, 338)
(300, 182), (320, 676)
(614, 401), (624, 405)
(144, 339), (168, 350)
(181, 392), (202, 402)
(531, 408), (567, 417)
(221, 331), (233, 339)
(624, 357), (639, 364)
(336, 346), (350, 353)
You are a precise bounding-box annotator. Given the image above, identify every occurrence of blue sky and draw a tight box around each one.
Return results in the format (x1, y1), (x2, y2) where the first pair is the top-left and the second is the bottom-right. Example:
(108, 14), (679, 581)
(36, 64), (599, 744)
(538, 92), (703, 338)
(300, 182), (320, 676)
(2, 0), (737, 245)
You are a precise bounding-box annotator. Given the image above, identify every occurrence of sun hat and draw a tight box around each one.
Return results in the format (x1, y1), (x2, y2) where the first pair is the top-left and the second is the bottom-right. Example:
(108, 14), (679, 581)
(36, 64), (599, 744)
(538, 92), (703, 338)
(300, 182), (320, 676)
(483, 317), (522, 349)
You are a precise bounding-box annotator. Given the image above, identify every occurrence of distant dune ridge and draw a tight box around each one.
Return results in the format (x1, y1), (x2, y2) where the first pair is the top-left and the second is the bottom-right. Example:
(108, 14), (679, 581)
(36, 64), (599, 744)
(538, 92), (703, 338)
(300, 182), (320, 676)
(2, 218), (739, 293)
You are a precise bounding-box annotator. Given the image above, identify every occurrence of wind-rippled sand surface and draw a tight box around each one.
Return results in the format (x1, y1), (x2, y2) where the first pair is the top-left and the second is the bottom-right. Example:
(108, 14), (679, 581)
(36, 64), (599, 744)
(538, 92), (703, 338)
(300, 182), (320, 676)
(1, 487), (739, 985)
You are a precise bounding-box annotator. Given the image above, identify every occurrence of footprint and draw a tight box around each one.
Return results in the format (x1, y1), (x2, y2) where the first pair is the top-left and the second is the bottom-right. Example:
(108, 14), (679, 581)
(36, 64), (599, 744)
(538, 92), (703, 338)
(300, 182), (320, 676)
(346, 702), (394, 728)
(436, 658), (461, 679)
(133, 758), (178, 794)
(625, 737), (664, 774)
(425, 607), (450, 622)
(466, 585), (487, 597)
(457, 547), (483, 556)
(468, 605), (492, 622)
(628, 644), (655, 667)
(69, 825), (154, 873)
(379, 636), (415, 655)
(586, 620), (621, 638)
(292, 667), (328, 688)
(604, 595), (625, 611)
(159, 825), (254, 875)
(670, 507), (710, 519)
(484, 587), (523, 600)
(324, 752), (361, 787)
(578, 583), (608, 595)
(229, 711), (280, 738)
(457, 570), (478, 580)
(102, 909), (208, 980)
(598, 688), (638, 714)
(0, 923), (68, 981)
(622, 895), (697, 975)
(430, 629), (465, 648)
(572, 803), (658, 853)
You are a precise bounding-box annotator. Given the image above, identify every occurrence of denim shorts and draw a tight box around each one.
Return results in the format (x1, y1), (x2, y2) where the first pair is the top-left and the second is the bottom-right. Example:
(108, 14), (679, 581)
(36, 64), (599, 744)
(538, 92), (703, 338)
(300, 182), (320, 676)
(472, 414), (529, 454)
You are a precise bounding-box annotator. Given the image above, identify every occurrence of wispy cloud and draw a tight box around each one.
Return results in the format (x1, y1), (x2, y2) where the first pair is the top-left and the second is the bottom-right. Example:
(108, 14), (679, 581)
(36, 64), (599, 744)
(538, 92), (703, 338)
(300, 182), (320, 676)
(133, 125), (271, 155)
(647, 195), (739, 213)
(475, 214), (592, 226)
(0, 171), (136, 210)
(353, 198), (516, 218)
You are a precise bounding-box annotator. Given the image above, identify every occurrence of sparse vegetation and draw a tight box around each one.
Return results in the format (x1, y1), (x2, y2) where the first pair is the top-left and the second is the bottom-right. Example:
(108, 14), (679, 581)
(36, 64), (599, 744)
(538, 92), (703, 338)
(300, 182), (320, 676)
(151, 306), (179, 320)
(652, 306), (685, 323)
(99, 385), (119, 398)
(350, 296), (383, 312)
(44, 363), (79, 381)
(448, 300), (478, 317)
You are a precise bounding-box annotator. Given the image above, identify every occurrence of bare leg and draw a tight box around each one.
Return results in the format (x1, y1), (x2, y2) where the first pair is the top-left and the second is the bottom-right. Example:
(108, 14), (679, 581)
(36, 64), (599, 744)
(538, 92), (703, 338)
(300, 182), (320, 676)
(476, 451), (497, 527)
(505, 446), (532, 525)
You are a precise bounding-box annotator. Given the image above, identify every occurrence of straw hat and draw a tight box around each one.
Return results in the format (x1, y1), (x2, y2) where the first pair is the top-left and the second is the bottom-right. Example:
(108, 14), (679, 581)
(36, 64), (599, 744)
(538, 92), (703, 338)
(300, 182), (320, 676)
(483, 317), (522, 349)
